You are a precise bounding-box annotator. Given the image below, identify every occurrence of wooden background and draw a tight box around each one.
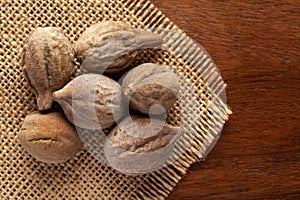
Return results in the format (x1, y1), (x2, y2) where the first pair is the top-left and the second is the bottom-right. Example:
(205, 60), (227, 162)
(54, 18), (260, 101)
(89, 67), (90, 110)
(150, 0), (300, 199)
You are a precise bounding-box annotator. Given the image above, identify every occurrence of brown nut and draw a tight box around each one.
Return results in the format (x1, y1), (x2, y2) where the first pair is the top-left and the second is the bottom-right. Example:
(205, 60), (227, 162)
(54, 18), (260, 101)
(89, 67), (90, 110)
(104, 115), (181, 174)
(21, 27), (75, 111)
(122, 63), (180, 115)
(53, 74), (126, 130)
(18, 112), (83, 163)
(75, 21), (163, 73)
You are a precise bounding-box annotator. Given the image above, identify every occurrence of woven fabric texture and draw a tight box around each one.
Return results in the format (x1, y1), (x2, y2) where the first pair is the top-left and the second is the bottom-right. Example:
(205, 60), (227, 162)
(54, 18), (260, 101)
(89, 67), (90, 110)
(0, 0), (231, 199)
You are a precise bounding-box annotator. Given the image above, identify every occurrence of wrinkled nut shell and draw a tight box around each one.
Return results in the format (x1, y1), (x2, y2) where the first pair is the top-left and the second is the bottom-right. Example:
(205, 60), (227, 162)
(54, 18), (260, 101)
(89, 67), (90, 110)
(122, 63), (180, 115)
(53, 74), (126, 130)
(21, 27), (75, 111)
(104, 116), (181, 174)
(75, 21), (163, 73)
(18, 112), (83, 163)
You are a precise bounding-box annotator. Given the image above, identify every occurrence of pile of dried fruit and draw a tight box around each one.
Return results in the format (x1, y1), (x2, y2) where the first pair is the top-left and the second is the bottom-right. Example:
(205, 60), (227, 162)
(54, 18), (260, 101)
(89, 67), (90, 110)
(19, 21), (181, 174)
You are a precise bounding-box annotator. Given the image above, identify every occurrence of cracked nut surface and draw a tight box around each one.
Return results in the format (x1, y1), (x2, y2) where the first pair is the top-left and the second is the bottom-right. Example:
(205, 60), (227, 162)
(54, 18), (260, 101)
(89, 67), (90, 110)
(53, 74), (126, 130)
(104, 115), (181, 174)
(75, 21), (163, 73)
(122, 63), (180, 115)
(18, 112), (83, 163)
(21, 27), (75, 111)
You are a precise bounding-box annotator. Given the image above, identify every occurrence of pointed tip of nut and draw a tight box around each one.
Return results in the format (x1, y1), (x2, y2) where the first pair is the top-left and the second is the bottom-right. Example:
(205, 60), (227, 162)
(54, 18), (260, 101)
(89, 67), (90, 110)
(52, 89), (65, 101)
(37, 92), (53, 111)
(52, 91), (58, 100)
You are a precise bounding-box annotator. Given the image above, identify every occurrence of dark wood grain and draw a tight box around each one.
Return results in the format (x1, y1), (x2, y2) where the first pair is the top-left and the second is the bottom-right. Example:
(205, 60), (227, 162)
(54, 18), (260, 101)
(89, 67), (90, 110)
(150, 0), (300, 199)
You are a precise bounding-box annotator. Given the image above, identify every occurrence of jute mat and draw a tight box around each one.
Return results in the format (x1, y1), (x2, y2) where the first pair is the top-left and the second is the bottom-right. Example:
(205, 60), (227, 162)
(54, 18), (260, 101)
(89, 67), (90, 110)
(0, 0), (231, 199)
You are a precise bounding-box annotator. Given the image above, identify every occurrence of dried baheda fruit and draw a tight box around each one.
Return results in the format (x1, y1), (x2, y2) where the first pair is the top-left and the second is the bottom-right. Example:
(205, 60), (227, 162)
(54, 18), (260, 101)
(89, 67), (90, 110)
(75, 21), (163, 73)
(122, 63), (180, 115)
(21, 27), (75, 111)
(104, 115), (181, 174)
(53, 74), (126, 130)
(18, 112), (83, 163)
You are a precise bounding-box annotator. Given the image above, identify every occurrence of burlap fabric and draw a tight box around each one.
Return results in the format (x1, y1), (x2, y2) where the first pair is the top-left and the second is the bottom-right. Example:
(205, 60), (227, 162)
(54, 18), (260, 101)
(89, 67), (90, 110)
(0, 0), (231, 199)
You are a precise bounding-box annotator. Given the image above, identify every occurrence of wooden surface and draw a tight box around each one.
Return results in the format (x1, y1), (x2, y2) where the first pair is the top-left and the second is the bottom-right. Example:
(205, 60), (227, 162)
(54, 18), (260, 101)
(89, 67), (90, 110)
(150, 0), (300, 199)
